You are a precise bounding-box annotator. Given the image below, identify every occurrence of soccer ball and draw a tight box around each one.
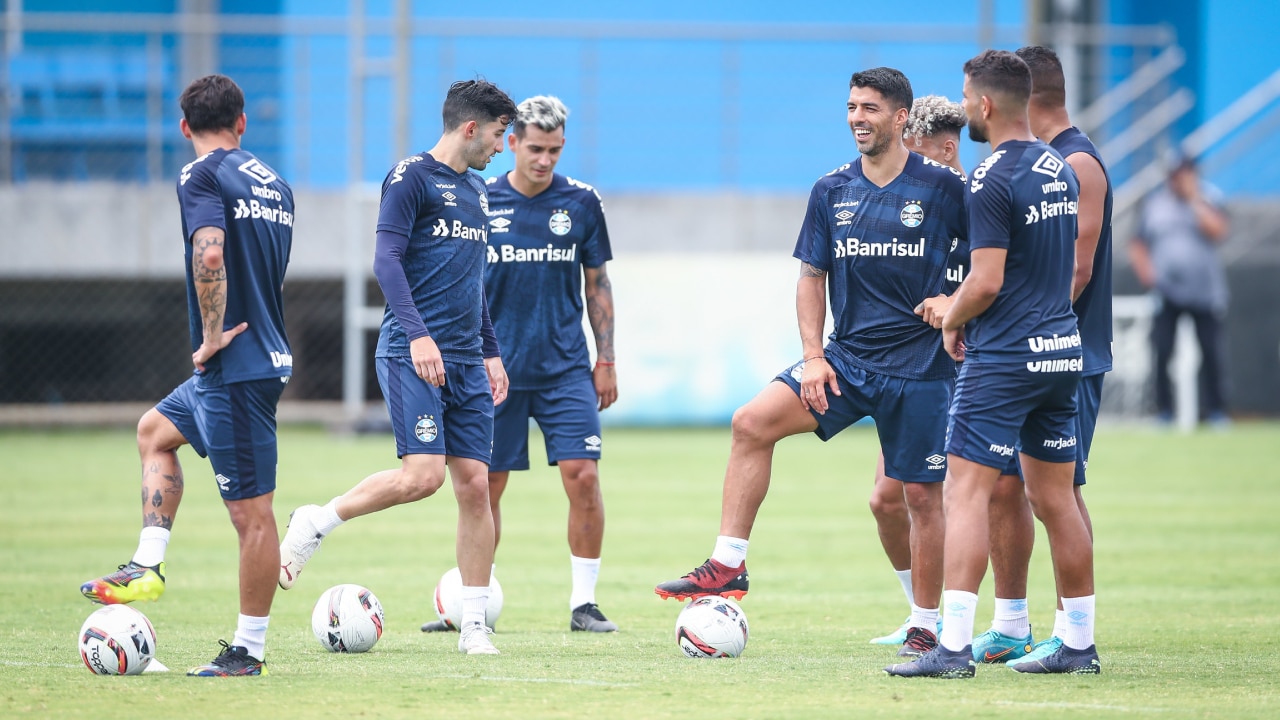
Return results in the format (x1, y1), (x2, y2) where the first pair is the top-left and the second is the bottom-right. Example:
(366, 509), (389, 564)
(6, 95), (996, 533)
(433, 567), (503, 630)
(675, 596), (749, 658)
(311, 584), (385, 653)
(78, 605), (156, 675)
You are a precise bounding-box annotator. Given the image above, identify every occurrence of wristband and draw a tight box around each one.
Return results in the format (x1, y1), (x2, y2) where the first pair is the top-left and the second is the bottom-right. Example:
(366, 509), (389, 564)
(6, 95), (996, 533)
(596, 361), (615, 367)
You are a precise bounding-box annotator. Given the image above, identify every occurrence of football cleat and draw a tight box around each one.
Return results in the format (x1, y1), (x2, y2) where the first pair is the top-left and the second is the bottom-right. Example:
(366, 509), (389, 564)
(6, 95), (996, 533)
(570, 603), (619, 632)
(1008, 639), (1101, 674)
(458, 622), (500, 655)
(187, 640), (266, 677)
(421, 619), (457, 633)
(1006, 636), (1061, 666)
(278, 505), (325, 590)
(885, 644), (976, 679)
(80, 561), (166, 605)
(654, 559), (748, 601)
(972, 628), (1035, 663)
(897, 626), (939, 658)
(870, 617), (910, 645)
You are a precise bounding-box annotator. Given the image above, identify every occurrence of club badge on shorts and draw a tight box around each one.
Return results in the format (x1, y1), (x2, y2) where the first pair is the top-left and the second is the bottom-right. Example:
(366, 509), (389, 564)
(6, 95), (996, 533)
(415, 416), (438, 443)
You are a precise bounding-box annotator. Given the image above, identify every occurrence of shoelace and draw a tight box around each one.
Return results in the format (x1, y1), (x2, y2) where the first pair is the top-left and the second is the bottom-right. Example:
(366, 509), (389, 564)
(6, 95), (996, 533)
(578, 603), (608, 621)
(688, 560), (723, 582)
(210, 640), (240, 667)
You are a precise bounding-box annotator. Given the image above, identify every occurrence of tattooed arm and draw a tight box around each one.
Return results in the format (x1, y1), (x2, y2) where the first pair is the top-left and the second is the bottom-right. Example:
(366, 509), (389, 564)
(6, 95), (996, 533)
(190, 226), (247, 371)
(584, 263), (617, 411)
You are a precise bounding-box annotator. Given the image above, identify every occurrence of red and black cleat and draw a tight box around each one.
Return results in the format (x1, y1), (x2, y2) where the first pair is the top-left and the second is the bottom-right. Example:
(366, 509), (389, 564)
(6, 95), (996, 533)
(654, 558), (749, 601)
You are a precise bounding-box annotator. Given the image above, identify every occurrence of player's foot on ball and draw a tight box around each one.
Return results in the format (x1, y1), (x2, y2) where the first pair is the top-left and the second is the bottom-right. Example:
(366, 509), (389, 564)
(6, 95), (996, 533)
(972, 628), (1034, 663)
(80, 561), (166, 605)
(421, 619), (457, 632)
(1008, 639), (1100, 674)
(654, 559), (748, 601)
(458, 622), (500, 655)
(278, 505), (325, 589)
(187, 640), (266, 677)
(897, 626), (939, 658)
(570, 602), (619, 632)
(885, 644), (976, 679)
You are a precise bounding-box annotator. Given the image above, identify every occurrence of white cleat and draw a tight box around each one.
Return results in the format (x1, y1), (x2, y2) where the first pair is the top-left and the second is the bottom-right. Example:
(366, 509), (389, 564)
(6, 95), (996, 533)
(458, 622), (500, 655)
(278, 505), (325, 590)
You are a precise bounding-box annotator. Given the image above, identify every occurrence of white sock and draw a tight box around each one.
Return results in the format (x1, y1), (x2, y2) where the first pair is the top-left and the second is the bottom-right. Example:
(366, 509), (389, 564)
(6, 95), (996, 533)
(1061, 595), (1095, 649)
(315, 498), (345, 536)
(232, 614), (269, 661)
(569, 555), (601, 610)
(461, 585), (489, 628)
(909, 603), (940, 633)
(939, 590), (979, 652)
(895, 568), (915, 609)
(1052, 608), (1067, 639)
(711, 536), (748, 568)
(991, 597), (1030, 638)
(132, 527), (170, 568)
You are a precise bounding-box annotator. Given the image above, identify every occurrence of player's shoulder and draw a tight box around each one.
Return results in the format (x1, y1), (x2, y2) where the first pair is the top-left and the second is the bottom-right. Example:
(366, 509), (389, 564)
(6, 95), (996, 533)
(811, 160), (859, 195)
(561, 174), (605, 203)
(384, 152), (435, 187)
(967, 146), (1016, 195)
(908, 153), (967, 198)
(177, 148), (228, 189)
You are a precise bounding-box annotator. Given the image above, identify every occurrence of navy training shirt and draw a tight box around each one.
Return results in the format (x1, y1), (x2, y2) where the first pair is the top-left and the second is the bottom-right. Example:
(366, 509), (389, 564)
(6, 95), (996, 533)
(374, 153), (491, 364)
(1051, 126), (1114, 376)
(176, 148), (294, 386)
(964, 139), (1080, 366)
(792, 152), (969, 381)
(483, 173), (612, 390)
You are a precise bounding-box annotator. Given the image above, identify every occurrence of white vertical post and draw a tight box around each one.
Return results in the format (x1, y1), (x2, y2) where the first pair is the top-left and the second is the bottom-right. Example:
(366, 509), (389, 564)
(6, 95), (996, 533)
(342, 0), (367, 424)
(1173, 315), (1199, 432)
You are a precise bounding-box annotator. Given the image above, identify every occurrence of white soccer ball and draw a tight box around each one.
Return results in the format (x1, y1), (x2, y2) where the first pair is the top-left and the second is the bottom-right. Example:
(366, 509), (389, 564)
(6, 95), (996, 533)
(433, 567), (503, 630)
(78, 605), (157, 675)
(675, 596), (749, 658)
(312, 584), (385, 653)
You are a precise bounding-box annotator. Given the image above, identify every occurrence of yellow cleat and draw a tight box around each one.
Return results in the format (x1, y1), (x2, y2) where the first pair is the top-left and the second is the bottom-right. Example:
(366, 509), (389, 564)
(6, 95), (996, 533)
(81, 561), (166, 605)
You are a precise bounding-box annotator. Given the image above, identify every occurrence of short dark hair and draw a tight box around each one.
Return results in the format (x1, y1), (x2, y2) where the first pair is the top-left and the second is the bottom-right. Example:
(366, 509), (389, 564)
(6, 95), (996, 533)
(849, 67), (913, 113)
(179, 74), (244, 134)
(963, 50), (1031, 109)
(1015, 45), (1067, 109)
(442, 79), (517, 132)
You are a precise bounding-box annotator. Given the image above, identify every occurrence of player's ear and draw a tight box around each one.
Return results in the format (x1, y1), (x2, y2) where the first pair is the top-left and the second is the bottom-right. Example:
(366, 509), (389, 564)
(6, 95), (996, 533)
(236, 113), (247, 137)
(179, 118), (193, 140)
(508, 132), (517, 151)
(462, 119), (478, 139)
(944, 137), (957, 161)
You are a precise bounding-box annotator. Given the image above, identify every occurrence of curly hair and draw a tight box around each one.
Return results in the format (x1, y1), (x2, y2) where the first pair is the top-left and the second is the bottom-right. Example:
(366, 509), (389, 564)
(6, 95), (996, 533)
(905, 94), (966, 138)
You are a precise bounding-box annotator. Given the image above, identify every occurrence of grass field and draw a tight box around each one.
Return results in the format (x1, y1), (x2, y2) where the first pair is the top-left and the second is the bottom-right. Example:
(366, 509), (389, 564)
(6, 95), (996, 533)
(2, 422), (1279, 719)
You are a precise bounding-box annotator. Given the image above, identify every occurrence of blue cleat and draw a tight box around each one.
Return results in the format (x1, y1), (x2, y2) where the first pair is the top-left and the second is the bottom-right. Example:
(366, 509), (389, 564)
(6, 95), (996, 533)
(1008, 641), (1100, 674)
(972, 628), (1034, 664)
(885, 644), (976, 679)
(870, 617), (910, 645)
(1007, 636), (1061, 667)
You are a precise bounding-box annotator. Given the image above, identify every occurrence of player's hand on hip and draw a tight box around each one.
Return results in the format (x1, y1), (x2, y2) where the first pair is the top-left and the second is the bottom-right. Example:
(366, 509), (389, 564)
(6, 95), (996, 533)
(943, 327), (966, 362)
(192, 321), (248, 371)
(484, 356), (509, 405)
(800, 357), (840, 415)
(593, 363), (618, 411)
(915, 293), (954, 329)
(410, 336), (445, 386)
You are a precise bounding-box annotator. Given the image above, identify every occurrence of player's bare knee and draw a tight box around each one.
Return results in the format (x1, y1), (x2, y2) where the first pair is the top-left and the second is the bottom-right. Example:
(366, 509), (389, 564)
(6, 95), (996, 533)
(902, 481), (943, 514)
(730, 404), (780, 448)
(399, 467), (445, 501)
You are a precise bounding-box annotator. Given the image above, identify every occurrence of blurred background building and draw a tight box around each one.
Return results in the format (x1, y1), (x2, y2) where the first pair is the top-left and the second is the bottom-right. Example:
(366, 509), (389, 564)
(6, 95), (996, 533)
(2, 0), (1278, 427)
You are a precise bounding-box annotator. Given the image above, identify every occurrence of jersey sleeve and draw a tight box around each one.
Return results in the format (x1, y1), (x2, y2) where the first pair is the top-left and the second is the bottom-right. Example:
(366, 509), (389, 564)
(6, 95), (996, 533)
(579, 189), (613, 269)
(792, 180), (833, 269)
(176, 160), (225, 243)
(377, 165), (430, 236)
(967, 162), (1014, 252)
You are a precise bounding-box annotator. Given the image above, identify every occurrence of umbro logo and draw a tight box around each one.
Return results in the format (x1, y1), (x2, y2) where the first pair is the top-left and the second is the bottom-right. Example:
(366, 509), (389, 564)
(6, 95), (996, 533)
(1030, 151), (1065, 179)
(238, 158), (277, 185)
(925, 454), (945, 470)
(835, 210), (854, 221)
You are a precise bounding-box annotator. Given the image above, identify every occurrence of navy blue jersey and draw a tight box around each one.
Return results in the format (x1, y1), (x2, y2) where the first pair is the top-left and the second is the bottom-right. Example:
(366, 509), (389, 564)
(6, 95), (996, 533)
(176, 148), (293, 386)
(483, 173), (612, 390)
(793, 152), (968, 381)
(1051, 127), (1113, 376)
(964, 140), (1079, 365)
(374, 153), (491, 364)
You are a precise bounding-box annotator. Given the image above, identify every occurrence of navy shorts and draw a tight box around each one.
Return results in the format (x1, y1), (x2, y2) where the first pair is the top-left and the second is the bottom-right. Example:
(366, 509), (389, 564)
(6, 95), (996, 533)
(377, 357), (494, 464)
(999, 371), (1103, 485)
(775, 357), (950, 483)
(491, 375), (602, 472)
(155, 375), (288, 501)
(947, 360), (1081, 471)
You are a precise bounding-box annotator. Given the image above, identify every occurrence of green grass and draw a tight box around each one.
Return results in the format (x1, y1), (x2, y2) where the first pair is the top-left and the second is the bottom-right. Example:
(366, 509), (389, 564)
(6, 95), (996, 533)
(2, 422), (1279, 718)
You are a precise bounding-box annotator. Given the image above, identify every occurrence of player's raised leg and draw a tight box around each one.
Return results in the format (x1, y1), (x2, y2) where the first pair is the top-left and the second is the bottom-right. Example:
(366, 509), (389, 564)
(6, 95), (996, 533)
(655, 380), (817, 600)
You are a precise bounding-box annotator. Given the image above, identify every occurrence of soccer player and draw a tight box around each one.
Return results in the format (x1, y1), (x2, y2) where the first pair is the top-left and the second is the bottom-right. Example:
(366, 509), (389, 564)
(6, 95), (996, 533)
(867, 93), (969, 647)
(420, 95), (619, 634)
(277, 79), (517, 656)
(655, 68), (968, 661)
(79, 74), (294, 677)
(964, 45), (1115, 668)
(887, 50), (1098, 678)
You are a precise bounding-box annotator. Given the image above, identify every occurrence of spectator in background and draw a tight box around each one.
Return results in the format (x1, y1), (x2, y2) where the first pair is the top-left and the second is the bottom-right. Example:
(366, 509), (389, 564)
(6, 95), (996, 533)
(1129, 157), (1231, 425)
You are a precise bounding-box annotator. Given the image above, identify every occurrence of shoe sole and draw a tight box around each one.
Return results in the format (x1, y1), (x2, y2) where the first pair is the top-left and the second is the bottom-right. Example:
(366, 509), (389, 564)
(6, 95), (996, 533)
(653, 588), (747, 602)
(80, 579), (164, 605)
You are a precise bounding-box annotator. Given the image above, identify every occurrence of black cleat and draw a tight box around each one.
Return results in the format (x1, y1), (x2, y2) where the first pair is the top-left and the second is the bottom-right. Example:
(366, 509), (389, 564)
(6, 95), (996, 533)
(654, 559), (748, 601)
(421, 619), (457, 633)
(570, 603), (619, 632)
(885, 644), (976, 679)
(897, 626), (939, 658)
